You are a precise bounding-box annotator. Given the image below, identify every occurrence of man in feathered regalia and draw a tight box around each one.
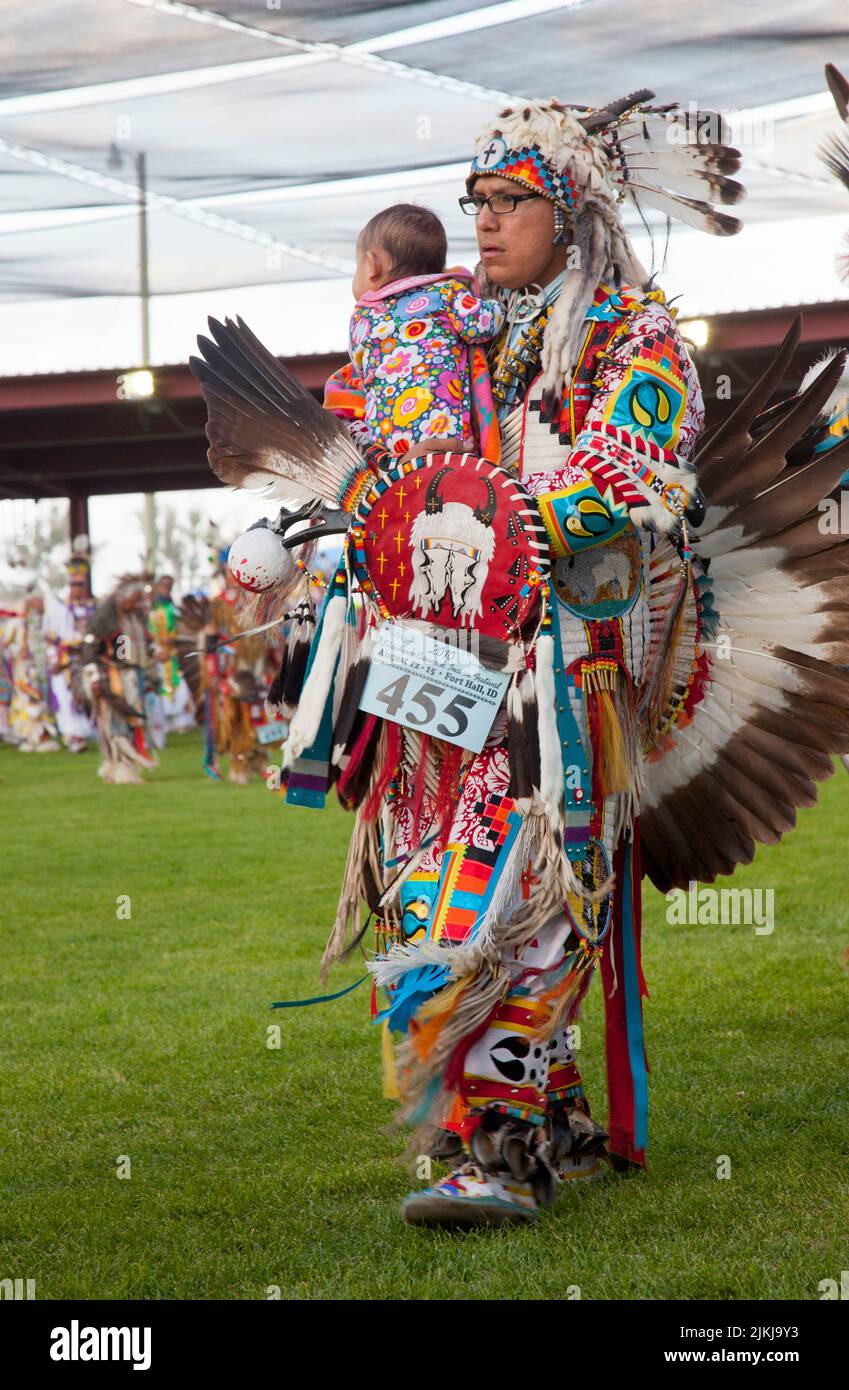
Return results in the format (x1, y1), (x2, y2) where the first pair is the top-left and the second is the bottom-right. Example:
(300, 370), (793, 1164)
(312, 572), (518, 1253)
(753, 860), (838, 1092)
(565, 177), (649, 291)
(191, 90), (849, 1228)
(74, 574), (159, 784)
(148, 574), (196, 735)
(42, 537), (95, 752)
(0, 585), (60, 753)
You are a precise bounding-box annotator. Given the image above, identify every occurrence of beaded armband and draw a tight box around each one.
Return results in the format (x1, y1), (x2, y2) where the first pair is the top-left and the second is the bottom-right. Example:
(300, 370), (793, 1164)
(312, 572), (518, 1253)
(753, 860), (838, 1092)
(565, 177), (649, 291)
(571, 421), (690, 518)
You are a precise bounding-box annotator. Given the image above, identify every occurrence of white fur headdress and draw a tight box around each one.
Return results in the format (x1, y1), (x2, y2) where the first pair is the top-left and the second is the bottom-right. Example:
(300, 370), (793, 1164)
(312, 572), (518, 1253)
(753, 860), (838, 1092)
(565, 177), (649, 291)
(468, 91), (746, 412)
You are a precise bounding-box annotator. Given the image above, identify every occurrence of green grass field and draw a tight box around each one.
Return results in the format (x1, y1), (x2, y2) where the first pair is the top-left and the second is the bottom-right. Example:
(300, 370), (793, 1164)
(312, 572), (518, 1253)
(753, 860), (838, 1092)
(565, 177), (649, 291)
(2, 729), (848, 1301)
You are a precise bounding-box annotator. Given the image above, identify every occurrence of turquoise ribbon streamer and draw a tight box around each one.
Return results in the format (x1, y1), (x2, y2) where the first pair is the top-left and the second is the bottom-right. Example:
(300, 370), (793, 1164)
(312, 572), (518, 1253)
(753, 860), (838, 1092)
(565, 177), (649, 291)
(619, 838), (648, 1152)
(285, 558), (348, 809)
(271, 974), (368, 1008)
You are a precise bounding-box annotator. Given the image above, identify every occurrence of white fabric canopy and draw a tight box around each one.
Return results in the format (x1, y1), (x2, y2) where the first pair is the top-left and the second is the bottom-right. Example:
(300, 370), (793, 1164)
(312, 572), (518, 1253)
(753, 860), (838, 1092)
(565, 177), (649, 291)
(2, 0), (848, 372)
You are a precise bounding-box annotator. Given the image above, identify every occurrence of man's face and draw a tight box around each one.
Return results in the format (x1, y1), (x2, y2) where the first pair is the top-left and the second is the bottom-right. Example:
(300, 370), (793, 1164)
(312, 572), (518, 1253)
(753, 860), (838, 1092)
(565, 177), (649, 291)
(471, 175), (567, 290)
(70, 578), (87, 601)
(120, 584), (146, 614)
(156, 577), (173, 600)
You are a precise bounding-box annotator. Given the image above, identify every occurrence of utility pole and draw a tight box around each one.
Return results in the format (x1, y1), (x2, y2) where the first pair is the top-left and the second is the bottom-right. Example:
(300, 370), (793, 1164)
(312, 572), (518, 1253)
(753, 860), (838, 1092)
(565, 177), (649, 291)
(137, 151), (158, 574)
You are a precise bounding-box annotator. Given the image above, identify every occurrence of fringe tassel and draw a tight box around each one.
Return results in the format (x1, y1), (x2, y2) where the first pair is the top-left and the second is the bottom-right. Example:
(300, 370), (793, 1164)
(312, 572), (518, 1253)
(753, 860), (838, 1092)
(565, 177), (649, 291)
(335, 713), (380, 808)
(282, 593), (346, 767)
(596, 689), (630, 796)
(535, 942), (599, 1042)
(265, 595), (315, 717)
(266, 648), (289, 713)
(408, 977), (470, 1063)
(362, 720), (401, 822)
(394, 959), (512, 1124)
(639, 555), (693, 745)
(613, 676), (643, 841)
(331, 623), (375, 770)
(408, 733), (433, 845)
(282, 621), (313, 712)
(506, 668), (540, 804)
(434, 742), (463, 846)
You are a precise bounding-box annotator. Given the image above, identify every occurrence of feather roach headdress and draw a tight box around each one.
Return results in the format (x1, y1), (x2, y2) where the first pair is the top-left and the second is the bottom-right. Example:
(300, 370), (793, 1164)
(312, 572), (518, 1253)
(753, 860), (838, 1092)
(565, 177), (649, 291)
(467, 91), (745, 408)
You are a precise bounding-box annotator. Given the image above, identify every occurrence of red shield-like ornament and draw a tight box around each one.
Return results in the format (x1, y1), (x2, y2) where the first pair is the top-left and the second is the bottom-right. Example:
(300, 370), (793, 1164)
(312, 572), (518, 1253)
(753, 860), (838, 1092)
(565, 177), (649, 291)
(350, 452), (549, 639)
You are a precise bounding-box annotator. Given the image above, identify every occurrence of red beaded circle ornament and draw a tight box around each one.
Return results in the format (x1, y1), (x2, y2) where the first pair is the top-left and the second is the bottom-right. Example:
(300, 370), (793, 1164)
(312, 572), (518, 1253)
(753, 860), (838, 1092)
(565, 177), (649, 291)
(351, 452), (550, 640)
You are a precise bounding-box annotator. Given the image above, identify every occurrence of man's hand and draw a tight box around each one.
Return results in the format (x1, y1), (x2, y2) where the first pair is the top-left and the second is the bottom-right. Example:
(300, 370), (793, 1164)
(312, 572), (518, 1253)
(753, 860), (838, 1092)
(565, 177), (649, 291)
(399, 436), (465, 466)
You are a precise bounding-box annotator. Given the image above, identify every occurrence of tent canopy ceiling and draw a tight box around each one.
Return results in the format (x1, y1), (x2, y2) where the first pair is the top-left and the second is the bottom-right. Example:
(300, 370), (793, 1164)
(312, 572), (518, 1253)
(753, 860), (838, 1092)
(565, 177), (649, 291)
(1, 0), (848, 377)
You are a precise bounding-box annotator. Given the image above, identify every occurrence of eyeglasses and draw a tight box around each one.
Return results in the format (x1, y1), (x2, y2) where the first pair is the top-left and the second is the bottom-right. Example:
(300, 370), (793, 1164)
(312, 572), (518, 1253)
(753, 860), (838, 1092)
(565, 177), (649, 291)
(458, 192), (542, 216)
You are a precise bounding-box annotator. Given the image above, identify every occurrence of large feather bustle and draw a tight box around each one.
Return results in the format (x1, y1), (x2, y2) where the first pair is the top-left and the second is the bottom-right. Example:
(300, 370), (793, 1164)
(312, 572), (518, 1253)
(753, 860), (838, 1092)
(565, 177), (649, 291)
(189, 316), (365, 506)
(821, 63), (849, 193)
(826, 63), (849, 122)
(694, 317), (802, 478)
(639, 330), (849, 892)
(795, 351), (849, 460)
(697, 349), (849, 517)
(820, 64), (849, 281)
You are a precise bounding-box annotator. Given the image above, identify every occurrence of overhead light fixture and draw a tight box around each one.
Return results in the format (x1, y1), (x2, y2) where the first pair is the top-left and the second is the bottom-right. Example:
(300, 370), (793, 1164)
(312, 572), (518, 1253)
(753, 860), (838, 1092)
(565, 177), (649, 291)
(117, 368), (155, 400)
(680, 318), (710, 348)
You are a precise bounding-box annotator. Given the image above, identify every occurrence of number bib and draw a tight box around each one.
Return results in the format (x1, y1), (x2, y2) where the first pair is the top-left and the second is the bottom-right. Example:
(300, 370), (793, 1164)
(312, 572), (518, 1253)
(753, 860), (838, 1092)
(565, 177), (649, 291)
(359, 622), (510, 752)
(256, 718), (288, 746)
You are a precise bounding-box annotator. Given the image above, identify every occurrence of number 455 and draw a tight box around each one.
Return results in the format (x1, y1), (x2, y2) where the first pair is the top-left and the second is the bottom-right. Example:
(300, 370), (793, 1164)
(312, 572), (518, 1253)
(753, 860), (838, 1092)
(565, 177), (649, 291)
(375, 675), (476, 739)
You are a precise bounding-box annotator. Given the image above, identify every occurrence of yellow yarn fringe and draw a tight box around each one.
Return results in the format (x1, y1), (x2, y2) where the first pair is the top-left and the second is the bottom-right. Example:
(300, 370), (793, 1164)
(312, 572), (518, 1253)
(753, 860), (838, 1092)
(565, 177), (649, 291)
(596, 689), (631, 795)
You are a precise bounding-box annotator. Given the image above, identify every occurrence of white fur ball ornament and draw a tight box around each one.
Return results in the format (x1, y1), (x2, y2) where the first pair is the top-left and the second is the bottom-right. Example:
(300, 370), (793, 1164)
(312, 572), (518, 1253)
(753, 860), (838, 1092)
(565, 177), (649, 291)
(227, 527), (295, 592)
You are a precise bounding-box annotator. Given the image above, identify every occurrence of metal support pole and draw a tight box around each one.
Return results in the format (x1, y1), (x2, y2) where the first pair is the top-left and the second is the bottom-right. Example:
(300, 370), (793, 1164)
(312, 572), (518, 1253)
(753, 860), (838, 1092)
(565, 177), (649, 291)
(69, 494), (90, 543)
(138, 152), (150, 369)
(138, 151), (157, 571)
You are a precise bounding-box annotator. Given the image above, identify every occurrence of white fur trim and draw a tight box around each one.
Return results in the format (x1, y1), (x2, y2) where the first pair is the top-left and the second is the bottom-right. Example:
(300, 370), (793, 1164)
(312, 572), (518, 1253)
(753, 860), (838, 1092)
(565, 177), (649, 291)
(368, 937), (483, 988)
(535, 632), (564, 828)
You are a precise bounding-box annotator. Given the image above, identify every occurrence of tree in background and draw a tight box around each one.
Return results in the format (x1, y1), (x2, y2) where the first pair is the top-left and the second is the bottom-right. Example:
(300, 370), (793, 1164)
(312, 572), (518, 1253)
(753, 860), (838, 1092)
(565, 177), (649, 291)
(0, 500), (84, 596)
(135, 502), (217, 593)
